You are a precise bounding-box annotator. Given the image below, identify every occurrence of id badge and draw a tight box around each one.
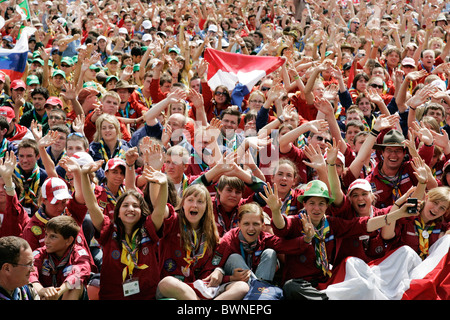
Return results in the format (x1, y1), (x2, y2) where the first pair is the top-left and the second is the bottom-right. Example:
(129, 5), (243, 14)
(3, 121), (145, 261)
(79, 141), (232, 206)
(123, 278), (140, 297)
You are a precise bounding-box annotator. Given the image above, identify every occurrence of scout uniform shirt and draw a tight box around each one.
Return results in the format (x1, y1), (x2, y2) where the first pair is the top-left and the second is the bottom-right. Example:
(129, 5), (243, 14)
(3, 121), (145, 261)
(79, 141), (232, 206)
(159, 208), (216, 284)
(96, 210), (162, 300)
(271, 212), (371, 285)
(328, 195), (391, 265)
(30, 243), (92, 289)
(211, 227), (305, 283)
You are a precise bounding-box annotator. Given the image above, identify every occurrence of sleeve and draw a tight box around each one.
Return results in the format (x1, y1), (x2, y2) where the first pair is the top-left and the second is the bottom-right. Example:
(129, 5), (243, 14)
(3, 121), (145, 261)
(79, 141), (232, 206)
(65, 245), (92, 287)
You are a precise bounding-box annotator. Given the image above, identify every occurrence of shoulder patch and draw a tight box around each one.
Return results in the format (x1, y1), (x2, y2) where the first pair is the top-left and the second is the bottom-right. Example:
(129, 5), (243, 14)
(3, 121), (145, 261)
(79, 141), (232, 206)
(31, 226), (42, 236)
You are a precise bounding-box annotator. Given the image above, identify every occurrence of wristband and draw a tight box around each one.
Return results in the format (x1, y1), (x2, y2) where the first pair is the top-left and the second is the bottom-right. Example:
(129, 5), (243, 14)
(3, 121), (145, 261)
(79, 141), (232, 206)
(326, 162), (335, 166)
(4, 183), (15, 192)
(409, 106), (416, 111)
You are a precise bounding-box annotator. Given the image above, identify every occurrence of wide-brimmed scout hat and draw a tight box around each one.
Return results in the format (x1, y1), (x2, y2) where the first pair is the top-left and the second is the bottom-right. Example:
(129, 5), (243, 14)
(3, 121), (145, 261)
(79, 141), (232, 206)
(297, 180), (334, 203)
(374, 129), (405, 149)
(111, 80), (136, 93)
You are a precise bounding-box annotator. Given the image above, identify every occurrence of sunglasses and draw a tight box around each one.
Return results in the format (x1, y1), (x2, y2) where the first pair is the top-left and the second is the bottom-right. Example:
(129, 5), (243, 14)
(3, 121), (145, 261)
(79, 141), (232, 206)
(260, 87), (270, 91)
(370, 84), (383, 89)
(315, 136), (332, 144)
(215, 91), (226, 96)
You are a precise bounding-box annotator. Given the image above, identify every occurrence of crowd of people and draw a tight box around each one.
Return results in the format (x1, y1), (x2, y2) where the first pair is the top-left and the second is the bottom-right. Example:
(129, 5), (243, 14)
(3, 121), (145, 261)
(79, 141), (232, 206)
(0, 0), (449, 301)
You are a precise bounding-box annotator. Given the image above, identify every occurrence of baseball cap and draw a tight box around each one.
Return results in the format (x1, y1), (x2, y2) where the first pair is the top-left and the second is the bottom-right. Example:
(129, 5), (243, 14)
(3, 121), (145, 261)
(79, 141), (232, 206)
(401, 57), (416, 67)
(71, 152), (94, 167)
(208, 24), (218, 33)
(26, 75), (40, 86)
(0, 72), (6, 83)
(97, 35), (107, 42)
(142, 34), (152, 42)
(324, 151), (345, 166)
(297, 180), (334, 203)
(45, 96), (63, 107)
(106, 56), (119, 63)
(0, 106), (15, 122)
(347, 179), (372, 195)
(41, 177), (73, 204)
(52, 70), (66, 79)
(168, 47), (180, 54)
(142, 20), (152, 29)
(105, 158), (127, 171)
(11, 79), (26, 90)
(119, 27), (128, 34)
(77, 87), (100, 105)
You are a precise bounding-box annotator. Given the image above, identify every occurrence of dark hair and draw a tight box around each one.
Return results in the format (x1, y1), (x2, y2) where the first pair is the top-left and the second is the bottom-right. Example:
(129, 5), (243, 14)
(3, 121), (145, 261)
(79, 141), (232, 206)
(0, 236), (30, 269)
(18, 138), (39, 156)
(46, 215), (80, 240)
(31, 86), (50, 100)
(352, 73), (369, 90)
(113, 190), (151, 245)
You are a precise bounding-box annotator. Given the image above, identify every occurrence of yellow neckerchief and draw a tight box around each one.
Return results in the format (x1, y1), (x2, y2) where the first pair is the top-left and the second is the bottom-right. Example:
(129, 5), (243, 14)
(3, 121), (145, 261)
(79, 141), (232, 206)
(120, 228), (149, 281)
(414, 217), (436, 260)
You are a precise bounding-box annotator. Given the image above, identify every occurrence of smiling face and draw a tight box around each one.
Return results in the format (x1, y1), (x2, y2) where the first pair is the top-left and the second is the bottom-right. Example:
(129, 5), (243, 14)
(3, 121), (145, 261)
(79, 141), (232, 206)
(101, 120), (118, 142)
(349, 189), (374, 216)
(381, 146), (406, 172)
(421, 188), (450, 224)
(118, 194), (142, 227)
(238, 211), (264, 243)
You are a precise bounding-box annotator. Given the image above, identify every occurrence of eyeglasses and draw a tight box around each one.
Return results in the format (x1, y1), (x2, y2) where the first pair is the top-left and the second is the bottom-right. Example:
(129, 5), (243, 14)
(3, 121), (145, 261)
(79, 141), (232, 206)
(370, 84), (383, 89)
(315, 136), (332, 144)
(12, 261), (34, 269)
(215, 91), (226, 96)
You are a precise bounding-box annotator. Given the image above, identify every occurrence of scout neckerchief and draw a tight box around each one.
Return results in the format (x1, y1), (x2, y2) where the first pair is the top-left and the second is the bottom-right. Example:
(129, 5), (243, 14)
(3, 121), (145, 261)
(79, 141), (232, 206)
(33, 109), (47, 124)
(377, 164), (404, 202)
(0, 286), (32, 300)
(136, 87), (152, 109)
(313, 217), (332, 277)
(238, 230), (258, 269)
(414, 217), (436, 260)
(48, 247), (73, 287)
(99, 139), (126, 163)
(0, 138), (7, 158)
(15, 164), (40, 208)
(214, 197), (239, 233)
(223, 133), (238, 152)
(191, 150), (209, 172)
(119, 102), (130, 118)
(280, 190), (293, 216)
(102, 183), (125, 206)
(121, 228), (149, 282)
(182, 227), (207, 278)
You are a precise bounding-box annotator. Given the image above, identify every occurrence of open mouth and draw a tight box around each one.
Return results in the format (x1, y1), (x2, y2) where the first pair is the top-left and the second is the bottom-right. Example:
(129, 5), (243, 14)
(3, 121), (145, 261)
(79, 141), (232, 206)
(189, 210), (199, 216)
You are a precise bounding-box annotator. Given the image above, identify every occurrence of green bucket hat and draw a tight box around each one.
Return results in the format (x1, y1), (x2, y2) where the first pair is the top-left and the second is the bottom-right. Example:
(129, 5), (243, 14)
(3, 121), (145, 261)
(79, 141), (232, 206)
(297, 180), (334, 203)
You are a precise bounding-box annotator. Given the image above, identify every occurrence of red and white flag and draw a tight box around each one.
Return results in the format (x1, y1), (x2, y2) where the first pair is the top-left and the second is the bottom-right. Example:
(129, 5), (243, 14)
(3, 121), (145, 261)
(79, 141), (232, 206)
(320, 235), (450, 300)
(204, 48), (284, 107)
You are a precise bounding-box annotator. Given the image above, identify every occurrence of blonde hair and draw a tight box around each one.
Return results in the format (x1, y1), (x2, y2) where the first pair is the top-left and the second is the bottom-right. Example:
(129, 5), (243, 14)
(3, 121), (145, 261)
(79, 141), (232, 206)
(425, 186), (450, 220)
(93, 113), (122, 142)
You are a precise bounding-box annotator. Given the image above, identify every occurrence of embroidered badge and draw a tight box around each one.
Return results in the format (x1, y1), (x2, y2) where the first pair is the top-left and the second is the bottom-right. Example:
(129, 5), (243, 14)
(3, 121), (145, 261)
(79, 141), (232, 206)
(31, 226), (42, 236)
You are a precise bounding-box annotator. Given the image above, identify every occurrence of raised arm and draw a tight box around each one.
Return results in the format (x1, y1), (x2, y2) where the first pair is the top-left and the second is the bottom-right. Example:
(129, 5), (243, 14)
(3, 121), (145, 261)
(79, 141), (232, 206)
(80, 162), (105, 231)
(142, 166), (168, 232)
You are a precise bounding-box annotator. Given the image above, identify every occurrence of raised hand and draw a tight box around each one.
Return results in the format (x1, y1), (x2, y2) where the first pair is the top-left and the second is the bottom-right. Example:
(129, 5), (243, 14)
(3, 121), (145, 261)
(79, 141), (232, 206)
(259, 183), (282, 213)
(0, 151), (16, 179)
(142, 166), (167, 185)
